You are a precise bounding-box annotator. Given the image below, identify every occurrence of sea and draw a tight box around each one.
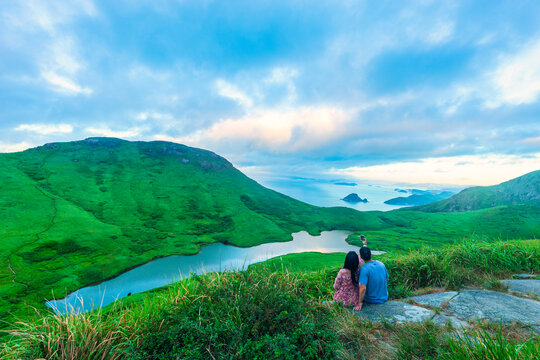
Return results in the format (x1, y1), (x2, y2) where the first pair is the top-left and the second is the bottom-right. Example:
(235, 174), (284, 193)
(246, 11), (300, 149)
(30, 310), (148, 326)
(255, 176), (411, 211)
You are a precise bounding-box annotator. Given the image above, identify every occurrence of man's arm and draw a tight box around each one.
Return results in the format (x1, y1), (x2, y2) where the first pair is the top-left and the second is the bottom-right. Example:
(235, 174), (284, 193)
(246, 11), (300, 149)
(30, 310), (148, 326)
(354, 284), (366, 311)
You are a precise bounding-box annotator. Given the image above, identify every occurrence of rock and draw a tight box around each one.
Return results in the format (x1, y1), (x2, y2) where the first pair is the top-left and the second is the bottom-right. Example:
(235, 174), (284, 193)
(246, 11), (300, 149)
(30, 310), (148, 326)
(515, 273), (537, 279)
(351, 289), (540, 333)
(500, 279), (540, 296)
(409, 291), (458, 308)
(353, 301), (434, 323)
(446, 290), (540, 332)
(431, 314), (469, 329)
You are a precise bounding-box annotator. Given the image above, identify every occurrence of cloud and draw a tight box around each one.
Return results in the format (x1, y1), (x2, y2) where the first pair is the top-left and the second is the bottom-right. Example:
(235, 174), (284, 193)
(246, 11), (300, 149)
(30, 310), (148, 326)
(175, 105), (353, 153)
(485, 37), (540, 108)
(42, 71), (92, 95)
(135, 111), (173, 121)
(1, 1), (95, 96)
(0, 141), (32, 153)
(85, 126), (144, 138)
(215, 79), (253, 108)
(426, 21), (454, 44)
(15, 123), (74, 135)
(330, 153), (540, 186)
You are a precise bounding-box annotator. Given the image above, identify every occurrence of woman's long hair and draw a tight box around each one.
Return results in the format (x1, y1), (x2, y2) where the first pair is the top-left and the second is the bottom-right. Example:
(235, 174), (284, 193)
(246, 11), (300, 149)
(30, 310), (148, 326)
(343, 251), (359, 285)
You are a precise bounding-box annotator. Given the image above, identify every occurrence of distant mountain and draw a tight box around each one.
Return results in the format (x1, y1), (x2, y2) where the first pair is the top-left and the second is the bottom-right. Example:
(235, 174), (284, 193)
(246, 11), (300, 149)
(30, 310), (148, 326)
(410, 170), (540, 212)
(342, 193), (368, 203)
(334, 182), (357, 186)
(385, 191), (454, 206)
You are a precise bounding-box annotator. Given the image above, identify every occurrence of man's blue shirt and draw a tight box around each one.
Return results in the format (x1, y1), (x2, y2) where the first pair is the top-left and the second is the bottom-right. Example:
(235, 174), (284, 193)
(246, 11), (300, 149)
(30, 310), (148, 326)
(359, 260), (389, 304)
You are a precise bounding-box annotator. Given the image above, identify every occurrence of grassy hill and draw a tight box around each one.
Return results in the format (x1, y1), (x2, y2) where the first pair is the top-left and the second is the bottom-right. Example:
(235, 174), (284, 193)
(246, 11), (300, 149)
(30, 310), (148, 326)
(409, 170), (540, 212)
(1, 138), (539, 328)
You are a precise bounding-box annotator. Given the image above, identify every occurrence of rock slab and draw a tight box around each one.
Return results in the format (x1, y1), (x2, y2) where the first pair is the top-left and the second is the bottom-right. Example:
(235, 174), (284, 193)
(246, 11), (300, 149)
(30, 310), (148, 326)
(353, 300), (434, 323)
(409, 291), (458, 308)
(500, 279), (540, 296)
(354, 289), (540, 333)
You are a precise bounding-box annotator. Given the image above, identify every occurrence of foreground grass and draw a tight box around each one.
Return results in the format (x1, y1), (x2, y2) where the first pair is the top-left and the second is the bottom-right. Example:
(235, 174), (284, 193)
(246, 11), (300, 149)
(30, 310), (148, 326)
(1, 239), (538, 359)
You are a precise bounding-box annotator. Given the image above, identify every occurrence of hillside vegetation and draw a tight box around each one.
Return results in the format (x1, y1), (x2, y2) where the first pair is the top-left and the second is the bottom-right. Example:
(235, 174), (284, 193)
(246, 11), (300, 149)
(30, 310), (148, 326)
(2, 239), (538, 360)
(1, 138), (539, 329)
(410, 170), (540, 212)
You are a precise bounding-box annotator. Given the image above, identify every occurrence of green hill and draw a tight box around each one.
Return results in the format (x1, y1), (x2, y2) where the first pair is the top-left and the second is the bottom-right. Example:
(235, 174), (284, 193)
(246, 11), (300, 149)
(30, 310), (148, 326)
(409, 170), (540, 212)
(1, 138), (539, 328)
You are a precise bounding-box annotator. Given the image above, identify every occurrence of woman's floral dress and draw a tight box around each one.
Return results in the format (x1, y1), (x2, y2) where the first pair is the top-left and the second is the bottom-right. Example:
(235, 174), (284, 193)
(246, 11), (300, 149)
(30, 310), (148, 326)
(333, 268), (359, 306)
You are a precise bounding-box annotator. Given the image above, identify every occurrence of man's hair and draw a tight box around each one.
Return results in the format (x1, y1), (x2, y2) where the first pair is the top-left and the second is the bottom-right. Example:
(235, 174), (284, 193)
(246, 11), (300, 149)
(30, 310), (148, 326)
(359, 246), (371, 261)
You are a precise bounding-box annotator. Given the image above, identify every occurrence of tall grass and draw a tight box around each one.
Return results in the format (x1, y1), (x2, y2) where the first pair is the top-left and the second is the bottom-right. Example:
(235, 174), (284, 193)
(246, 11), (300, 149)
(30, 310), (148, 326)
(2, 239), (538, 359)
(441, 324), (539, 360)
(384, 239), (539, 295)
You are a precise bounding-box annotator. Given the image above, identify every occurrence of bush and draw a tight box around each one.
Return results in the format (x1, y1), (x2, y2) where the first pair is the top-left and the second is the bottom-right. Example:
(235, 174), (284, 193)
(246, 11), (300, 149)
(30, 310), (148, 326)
(125, 269), (340, 359)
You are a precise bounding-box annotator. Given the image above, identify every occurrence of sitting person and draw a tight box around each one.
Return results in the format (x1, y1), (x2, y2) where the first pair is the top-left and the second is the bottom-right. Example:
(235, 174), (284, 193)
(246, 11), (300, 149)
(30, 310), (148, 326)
(333, 251), (360, 306)
(354, 247), (389, 311)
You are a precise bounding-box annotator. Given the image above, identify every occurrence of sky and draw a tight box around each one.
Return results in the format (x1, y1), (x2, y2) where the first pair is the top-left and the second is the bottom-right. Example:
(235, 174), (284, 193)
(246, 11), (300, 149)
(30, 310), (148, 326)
(1, 0), (539, 187)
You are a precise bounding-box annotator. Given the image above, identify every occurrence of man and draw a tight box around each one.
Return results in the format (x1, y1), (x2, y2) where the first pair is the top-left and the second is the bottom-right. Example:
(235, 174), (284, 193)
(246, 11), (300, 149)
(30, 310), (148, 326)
(354, 247), (389, 311)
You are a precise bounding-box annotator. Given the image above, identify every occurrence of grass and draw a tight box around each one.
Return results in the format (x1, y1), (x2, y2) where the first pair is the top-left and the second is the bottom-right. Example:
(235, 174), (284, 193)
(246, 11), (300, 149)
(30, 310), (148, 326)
(1, 139), (538, 329)
(1, 239), (538, 359)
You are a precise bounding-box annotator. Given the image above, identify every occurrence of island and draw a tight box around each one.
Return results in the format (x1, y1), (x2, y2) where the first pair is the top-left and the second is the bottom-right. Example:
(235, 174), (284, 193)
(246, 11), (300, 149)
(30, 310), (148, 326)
(384, 191), (454, 206)
(341, 193), (368, 203)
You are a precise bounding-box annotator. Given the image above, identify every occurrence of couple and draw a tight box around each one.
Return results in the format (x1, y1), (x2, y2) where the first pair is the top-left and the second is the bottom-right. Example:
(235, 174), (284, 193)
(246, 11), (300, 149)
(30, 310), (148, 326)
(333, 235), (388, 311)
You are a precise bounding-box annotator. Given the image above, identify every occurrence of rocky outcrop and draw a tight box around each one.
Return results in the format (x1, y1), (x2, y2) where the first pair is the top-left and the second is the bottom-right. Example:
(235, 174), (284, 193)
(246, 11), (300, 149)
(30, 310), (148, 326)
(353, 280), (540, 333)
(341, 193), (368, 203)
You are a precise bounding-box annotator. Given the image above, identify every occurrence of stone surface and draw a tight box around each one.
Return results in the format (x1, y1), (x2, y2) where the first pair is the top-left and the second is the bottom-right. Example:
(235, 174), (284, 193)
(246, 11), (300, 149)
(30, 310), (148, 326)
(353, 300), (434, 323)
(351, 289), (540, 333)
(516, 274), (537, 279)
(409, 291), (458, 308)
(431, 314), (469, 329)
(446, 290), (540, 331)
(500, 279), (540, 296)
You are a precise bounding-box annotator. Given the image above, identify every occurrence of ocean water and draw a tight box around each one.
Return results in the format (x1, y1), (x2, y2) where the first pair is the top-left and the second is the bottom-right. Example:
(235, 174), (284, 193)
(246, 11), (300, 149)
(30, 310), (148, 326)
(258, 177), (407, 211)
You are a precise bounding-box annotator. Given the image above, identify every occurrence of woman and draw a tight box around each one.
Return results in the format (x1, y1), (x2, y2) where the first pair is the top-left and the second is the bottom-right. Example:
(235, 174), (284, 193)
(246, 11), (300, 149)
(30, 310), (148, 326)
(333, 251), (360, 306)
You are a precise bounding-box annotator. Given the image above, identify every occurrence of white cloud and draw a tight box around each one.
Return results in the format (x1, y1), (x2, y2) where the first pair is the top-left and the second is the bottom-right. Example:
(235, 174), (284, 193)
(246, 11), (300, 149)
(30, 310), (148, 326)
(426, 21), (454, 44)
(264, 66), (299, 104)
(485, 37), (540, 108)
(85, 126), (144, 138)
(135, 111), (173, 121)
(15, 123), (74, 135)
(330, 153), (540, 186)
(4, 0), (97, 35)
(215, 79), (253, 108)
(2, 1), (96, 96)
(0, 141), (33, 153)
(176, 106), (354, 153)
(42, 71), (92, 95)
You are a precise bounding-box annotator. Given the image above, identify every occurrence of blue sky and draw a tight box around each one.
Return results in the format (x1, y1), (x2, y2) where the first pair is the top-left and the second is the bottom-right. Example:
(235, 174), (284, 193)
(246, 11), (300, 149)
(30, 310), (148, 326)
(1, 0), (539, 186)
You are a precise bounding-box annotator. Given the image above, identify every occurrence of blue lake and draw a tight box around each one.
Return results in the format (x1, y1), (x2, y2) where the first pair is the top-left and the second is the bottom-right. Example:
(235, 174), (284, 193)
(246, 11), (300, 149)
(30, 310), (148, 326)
(47, 230), (383, 314)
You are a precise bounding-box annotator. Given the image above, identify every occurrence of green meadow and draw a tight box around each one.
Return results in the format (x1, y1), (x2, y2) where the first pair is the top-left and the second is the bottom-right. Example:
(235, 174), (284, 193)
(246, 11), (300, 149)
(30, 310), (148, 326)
(1, 138), (539, 330)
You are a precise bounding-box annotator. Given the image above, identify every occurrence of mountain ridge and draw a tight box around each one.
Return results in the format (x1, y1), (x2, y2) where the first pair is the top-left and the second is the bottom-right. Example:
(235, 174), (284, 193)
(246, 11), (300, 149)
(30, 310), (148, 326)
(407, 170), (540, 212)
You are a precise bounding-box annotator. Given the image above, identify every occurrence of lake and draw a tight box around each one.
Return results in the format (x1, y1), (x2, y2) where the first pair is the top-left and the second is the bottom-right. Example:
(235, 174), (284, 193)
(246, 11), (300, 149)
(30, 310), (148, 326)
(46, 230), (382, 314)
